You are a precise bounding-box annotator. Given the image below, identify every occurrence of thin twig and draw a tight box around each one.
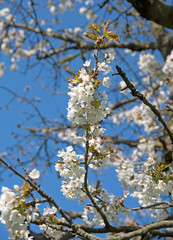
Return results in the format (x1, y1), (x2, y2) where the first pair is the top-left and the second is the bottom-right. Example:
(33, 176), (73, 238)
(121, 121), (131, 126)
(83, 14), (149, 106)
(114, 65), (173, 144)
(126, 201), (171, 211)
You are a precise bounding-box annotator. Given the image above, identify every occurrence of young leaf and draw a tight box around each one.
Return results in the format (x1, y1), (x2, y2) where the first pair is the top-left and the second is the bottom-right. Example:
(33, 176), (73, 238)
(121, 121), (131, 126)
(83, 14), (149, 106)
(83, 32), (97, 40)
(106, 33), (120, 42)
(89, 24), (100, 34)
(104, 19), (111, 32)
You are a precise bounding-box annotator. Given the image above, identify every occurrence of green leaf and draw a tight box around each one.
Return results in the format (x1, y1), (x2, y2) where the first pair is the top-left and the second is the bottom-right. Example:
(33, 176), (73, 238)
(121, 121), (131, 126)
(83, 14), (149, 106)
(91, 94), (102, 108)
(89, 24), (100, 34)
(83, 33), (97, 40)
(74, 75), (80, 82)
(66, 75), (80, 83)
(106, 33), (120, 42)
(103, 30), (108, 36)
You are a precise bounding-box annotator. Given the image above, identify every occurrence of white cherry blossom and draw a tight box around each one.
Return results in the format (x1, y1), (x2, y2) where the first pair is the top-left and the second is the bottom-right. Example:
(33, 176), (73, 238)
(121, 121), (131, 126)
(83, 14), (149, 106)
(29, 169), (40, 179)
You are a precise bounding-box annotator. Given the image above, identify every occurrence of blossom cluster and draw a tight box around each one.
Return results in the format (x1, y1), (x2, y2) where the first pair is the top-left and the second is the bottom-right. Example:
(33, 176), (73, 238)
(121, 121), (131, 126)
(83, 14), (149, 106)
(116, 154), (173, 219)
(0, 5), (82, 77)
(48, 0), (95, 19)
(131, 158), (173, 219)
(55, 51), (125, 223)
(0, 0), (100, 78)
(0, 186), (34, 240)
(0, 168), (66, 240)
(163, 50), (173, 81)
(55, 146), (85, 200)
(0, 6), (48, 75)
(67, 62), (111, 125)
(82, 189), (128, 226)
(111, 50), (173, 135)
(110, 51), (173, 219)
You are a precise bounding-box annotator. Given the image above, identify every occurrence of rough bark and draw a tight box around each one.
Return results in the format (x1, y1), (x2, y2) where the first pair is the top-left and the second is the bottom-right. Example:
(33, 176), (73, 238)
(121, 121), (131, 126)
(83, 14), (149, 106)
(127, 0), (173, 30)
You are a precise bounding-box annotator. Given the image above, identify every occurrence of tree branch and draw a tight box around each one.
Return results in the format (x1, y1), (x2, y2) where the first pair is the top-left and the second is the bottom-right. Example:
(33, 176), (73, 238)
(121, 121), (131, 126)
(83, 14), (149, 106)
(103, 135), (139, 147)
(0, 19), (157, 56)
(127, 0), (173, 30)
(111, 220), (173, 240)
(0, 158), (72, 225)
(114, 65), (173, 144)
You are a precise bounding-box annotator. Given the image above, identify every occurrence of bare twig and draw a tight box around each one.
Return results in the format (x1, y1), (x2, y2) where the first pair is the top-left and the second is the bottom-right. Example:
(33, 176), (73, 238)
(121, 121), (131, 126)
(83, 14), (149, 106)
(114, 65), (173, 144)
(126, 201), (172, 211)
